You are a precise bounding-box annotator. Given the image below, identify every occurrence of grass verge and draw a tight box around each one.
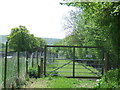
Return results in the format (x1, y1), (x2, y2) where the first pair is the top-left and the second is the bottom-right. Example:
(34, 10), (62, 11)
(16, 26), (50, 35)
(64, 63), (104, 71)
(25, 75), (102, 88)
(25, 76), (97, 88)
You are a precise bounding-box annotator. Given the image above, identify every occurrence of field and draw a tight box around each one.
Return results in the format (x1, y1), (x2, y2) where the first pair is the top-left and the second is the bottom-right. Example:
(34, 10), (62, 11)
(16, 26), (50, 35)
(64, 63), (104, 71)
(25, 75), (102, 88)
(46, 59), (102, 77)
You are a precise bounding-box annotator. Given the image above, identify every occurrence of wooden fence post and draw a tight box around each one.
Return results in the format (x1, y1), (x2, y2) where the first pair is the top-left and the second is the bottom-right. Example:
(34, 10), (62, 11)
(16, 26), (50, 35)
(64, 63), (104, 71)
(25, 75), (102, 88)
(38, 57), (43, 78)
(38, 65), (40, 78)
(101, 50), (104, 75)
(104, 53), (109, 72)
(44, 46), (47, 76)
(40, 57), (43, 77)
(26, 59), (28, 74)
(4, 41), (8, 88)
(32, 53), (34, 67)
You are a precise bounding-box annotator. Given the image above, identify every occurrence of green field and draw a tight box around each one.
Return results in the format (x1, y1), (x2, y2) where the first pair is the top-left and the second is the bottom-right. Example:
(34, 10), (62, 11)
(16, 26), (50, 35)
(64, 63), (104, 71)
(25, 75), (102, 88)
(46, 60), (102, 77)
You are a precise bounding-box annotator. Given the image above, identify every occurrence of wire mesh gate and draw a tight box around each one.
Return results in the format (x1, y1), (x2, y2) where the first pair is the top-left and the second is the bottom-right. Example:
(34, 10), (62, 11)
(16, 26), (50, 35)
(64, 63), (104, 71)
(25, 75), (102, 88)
(44, 45), (104, 78)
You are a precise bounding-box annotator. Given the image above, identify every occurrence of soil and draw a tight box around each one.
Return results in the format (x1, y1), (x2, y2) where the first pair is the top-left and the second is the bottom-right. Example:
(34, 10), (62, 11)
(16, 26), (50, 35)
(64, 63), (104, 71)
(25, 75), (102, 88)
(25, 78), (48, 88)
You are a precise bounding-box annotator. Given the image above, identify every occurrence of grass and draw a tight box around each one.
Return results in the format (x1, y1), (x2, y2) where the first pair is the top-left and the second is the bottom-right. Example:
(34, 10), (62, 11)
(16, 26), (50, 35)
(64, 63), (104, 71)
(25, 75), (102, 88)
(25, 76), (97, 88)
(47, 77), (81, 88)
(46, 59), (101, 77)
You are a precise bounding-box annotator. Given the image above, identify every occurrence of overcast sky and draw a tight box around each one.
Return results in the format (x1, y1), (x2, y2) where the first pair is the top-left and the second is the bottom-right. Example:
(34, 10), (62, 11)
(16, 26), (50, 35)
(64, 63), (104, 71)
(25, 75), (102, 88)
(0, 0), (74, 39)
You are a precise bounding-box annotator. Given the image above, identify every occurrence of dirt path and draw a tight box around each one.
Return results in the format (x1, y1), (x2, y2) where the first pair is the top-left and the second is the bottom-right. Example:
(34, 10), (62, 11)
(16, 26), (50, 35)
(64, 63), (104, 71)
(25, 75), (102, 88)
(25, 78), (48, 88)
(76, 78), (97, 88)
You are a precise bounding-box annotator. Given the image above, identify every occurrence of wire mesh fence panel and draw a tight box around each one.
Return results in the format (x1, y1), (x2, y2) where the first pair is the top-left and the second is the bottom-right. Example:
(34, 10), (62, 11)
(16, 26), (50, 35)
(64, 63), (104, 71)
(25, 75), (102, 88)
(31, 52), (41, 67)
(33, 52), (38, 67)
(6, 52), (17, 88)
(0, 55), (3, 89)
(19, 52), (26, 79)
(2, 53), (5, 89)
(27, 51), (41, 69)
(38, 52), (41, 66)
(28, 56), (32, 68)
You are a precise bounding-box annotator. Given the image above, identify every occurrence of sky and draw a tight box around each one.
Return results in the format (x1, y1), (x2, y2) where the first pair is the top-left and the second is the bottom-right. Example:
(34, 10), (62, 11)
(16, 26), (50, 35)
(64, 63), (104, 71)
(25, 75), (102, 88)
(0, 0), (74, 39)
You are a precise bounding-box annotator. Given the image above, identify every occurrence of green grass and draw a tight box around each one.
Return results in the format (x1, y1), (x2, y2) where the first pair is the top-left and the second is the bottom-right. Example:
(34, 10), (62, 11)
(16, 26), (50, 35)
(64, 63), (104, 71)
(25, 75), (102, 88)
(47, 77), (80, 88)
(46, 60), (101, 77)
(25, 77), (97, 88)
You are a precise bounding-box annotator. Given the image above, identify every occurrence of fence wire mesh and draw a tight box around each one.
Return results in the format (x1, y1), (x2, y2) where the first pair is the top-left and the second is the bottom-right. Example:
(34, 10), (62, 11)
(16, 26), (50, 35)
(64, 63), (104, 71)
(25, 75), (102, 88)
(1, 49), (41, 88)
(0, 53), (3, 89)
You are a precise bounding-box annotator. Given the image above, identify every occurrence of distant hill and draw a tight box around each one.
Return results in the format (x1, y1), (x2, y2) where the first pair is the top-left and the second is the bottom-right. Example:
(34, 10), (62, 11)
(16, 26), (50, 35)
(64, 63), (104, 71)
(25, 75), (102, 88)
(0, 35), (7, 43)
(43, 38), (61, 45)
(0, 35), (61, 45)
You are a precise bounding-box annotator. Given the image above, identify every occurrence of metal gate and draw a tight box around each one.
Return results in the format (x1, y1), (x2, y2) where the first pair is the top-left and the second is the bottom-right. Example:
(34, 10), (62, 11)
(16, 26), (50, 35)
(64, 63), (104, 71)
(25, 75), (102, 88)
(44, 45), (104, 78)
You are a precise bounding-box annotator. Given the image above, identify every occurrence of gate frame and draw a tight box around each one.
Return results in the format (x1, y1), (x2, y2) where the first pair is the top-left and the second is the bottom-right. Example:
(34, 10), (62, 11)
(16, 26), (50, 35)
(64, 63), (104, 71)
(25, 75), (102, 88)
(44, 45), (107, 78)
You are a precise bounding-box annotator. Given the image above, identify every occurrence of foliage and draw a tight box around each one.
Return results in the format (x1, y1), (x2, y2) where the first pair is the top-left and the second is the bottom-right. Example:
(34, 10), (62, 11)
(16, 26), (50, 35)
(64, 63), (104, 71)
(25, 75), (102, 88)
(7, 25), (40, 52)
(61, 1), (120, 68)
(37, 37), (47, 48)
(95, 69), (120, 88)
(28, 67), (38, 78)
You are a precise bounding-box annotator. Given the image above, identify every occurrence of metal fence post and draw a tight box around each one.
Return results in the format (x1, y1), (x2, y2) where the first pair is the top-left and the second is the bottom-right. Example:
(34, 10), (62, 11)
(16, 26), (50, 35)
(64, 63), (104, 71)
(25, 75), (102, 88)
(104, 53), (109, 72)
(4, 41), (8, 88)
(73, 47), (75, 77)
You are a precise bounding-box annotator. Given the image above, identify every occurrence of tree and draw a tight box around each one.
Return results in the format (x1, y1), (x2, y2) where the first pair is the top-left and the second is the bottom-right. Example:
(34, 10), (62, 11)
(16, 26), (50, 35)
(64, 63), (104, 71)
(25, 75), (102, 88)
(7, 25), (39, 52)
(61, 1), (120, 68)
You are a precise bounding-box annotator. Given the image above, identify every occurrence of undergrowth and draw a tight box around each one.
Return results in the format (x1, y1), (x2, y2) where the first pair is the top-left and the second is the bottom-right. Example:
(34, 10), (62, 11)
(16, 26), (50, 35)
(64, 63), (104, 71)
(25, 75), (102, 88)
(95, 68), (120, 88)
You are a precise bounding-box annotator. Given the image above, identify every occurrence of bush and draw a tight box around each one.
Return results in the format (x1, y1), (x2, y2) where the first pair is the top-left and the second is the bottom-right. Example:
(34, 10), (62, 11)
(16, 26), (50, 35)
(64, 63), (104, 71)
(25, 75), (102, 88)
(28, 67), (38, 78)
(95, 69), (120, 88)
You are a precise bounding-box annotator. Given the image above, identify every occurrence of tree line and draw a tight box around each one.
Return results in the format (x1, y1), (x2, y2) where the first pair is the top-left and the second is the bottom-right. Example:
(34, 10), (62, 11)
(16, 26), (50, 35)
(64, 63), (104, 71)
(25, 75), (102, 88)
(58, 1), (120, 69)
